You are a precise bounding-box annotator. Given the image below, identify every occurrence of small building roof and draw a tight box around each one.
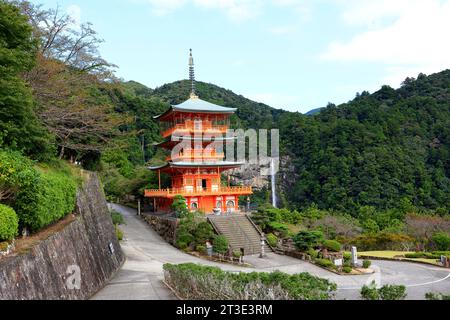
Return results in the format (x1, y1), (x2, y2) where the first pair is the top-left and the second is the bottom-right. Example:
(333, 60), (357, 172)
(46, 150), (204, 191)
(154, 97), (237, 120)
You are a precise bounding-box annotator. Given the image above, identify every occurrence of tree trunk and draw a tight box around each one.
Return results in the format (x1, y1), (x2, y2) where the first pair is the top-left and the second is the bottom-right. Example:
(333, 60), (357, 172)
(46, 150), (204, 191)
(59, 145), (65, 159)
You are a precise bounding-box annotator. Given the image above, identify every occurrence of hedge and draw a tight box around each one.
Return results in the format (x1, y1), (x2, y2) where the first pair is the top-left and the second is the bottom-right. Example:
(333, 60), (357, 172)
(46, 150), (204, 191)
(163, 263), (337, 300)
(0, 150), (77, 232)
(15, 170), (77, 231)
(0, 204), (18, 241)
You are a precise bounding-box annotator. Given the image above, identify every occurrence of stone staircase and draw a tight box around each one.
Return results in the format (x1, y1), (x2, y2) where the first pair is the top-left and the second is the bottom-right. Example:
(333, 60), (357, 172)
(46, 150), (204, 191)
(207, 214), (272, 256)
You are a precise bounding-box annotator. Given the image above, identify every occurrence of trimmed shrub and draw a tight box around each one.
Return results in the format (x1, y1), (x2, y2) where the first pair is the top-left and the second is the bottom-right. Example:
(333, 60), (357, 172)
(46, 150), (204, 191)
(362, 260), (371, 269)
(176, 231), (194, 249)
(323, 239), (341, 252)
(315, 258), (333, 268)
(111, 210), (125, 225)
(213, 235), (228, 255)
(293, 230), (324, 251)
(432, 251), (450, 258)
(193, 222), (214, 245)
(0, 204), (19, 241)
(232, 250), (242, 258)
(378, 285), (407, 300)
(361, 282), (379, 300)
(196, 245), (206, 254)
(404, 252), (441, 259)
(342, 266), (352, 273)
(15, 170), (77, 232)
(425, 292), (450, 300)
(361, 282), (407, 300)
(266, 233), (278, 247)
(163, 263), (337, 300)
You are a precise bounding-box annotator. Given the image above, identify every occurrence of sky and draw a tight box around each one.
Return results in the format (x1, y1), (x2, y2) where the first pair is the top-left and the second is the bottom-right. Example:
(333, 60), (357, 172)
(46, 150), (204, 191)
(35, 0), (450, 113)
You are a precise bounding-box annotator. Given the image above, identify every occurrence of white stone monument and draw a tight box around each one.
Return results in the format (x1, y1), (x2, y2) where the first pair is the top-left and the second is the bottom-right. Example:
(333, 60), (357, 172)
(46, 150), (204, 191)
(351, 246), (358, 266)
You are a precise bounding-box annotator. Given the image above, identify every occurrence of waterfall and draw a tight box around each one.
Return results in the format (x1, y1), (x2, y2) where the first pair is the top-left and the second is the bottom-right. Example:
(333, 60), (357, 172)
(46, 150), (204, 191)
(270, 158), (277, 208)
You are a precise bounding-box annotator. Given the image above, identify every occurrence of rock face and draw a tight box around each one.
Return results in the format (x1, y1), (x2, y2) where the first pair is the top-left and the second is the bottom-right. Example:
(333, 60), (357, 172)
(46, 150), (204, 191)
(0, 172), (125, 300)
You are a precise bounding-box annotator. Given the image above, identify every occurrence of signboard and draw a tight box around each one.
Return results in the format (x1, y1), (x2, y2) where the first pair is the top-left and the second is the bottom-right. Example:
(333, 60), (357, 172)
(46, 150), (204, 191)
(334, 259), (343, 267)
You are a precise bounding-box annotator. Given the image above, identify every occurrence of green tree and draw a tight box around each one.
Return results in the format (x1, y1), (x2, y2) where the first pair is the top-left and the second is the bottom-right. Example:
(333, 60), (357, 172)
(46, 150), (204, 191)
(293, 230), (325, 251)
(431, 232), (450, 251)
(0, 1), (53, 159)
(213, 235), (228, 255)
(171, 195), (189, 218)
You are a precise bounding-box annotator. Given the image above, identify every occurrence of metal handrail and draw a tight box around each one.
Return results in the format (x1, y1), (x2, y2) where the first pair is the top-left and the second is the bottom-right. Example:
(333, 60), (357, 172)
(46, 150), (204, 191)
(230, 215), (257, 255)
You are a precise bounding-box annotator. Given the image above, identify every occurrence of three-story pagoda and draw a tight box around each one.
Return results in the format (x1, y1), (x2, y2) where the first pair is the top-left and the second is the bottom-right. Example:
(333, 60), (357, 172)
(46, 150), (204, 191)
(145, 50), (252, 214)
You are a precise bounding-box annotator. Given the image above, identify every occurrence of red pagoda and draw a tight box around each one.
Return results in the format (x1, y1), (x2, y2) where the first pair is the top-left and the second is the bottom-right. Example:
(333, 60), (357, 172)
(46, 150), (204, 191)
(145, 50), (252, 214)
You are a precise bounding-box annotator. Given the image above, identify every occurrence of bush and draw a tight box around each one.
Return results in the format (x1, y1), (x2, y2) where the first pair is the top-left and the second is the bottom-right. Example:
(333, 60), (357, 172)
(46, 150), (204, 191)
(362, 260), (371, 269)
(213, 235), (228, 255)
(342, 266), (352, 273)
(267, 221), (290, 238)
(378, 284), (407, 300)
(115, 225), (123, 241)
(432, 251), (450, 258)
(343, 252), (352, 262)
(193, 222), (214, 245)
(361, 282), (407, 300)
(0, 150), (38, 204)
(232, 250), (242, 258)
(111, 210), (125, 225)
(425, 292), (450, 300)
(176, 231), (194, 249)
(315, 258), (334, 269)
(323, 239), (341, 252)
(0, 204), (19, 241)
(293, 230), (324, 251)
(196, 245), (206, 254)
(404, 252), (441, 259)
(266, 233), (278, 247)
(163, 263), (337, 300)
(431, 232), (450, 251)
(308, 248), (319, 259)
(15, 170), (77, 232)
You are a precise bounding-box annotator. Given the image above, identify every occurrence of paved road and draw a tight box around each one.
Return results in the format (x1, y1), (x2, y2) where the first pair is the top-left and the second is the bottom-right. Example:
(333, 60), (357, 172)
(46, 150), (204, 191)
(92, 204), (450, 300)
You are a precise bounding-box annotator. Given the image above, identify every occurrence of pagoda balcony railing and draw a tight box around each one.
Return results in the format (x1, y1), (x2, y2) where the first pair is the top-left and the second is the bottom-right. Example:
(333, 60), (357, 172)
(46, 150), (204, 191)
(166, 150), (225, 161)
(145, 186), (252, 198)
(162, 122), (229, 138)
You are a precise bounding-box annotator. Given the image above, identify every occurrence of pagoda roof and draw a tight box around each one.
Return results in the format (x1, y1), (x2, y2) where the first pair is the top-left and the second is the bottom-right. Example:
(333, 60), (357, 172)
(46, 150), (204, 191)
(154, 97), (237, 120)
(154, 135), (236, 148)
(149, 161), (244, 171)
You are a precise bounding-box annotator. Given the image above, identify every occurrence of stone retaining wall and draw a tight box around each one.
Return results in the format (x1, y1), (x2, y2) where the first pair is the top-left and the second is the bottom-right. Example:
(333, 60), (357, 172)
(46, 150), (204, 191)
(0, 172), (125, 300)
(142, 213), (179, 245)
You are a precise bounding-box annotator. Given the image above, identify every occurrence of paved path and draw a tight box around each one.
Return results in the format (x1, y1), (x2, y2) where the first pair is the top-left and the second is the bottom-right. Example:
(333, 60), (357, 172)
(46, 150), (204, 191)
(92, 204), (450, 300)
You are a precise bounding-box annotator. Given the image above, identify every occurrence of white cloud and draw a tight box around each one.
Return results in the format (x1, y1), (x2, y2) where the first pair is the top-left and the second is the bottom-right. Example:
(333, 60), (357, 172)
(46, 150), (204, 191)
(145, 0), (187, 16)
(322, 0), (450, 87)
(193, 0), (262, 22)
(139, 0), (261, 21)
(67, 5), (82, 29)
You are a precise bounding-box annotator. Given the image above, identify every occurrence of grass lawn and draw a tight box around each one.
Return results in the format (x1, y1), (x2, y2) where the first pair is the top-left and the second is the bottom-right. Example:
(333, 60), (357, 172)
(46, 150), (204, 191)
(357, 251), (441, 266)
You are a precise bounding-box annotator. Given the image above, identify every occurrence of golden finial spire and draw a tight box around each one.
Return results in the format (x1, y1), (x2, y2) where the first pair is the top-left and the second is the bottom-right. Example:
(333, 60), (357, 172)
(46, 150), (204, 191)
(189, 49), (198, 99)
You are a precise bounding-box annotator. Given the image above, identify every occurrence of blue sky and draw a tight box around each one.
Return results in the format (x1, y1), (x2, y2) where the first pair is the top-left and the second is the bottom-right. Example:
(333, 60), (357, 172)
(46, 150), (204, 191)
(35, 0), (450, 113)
